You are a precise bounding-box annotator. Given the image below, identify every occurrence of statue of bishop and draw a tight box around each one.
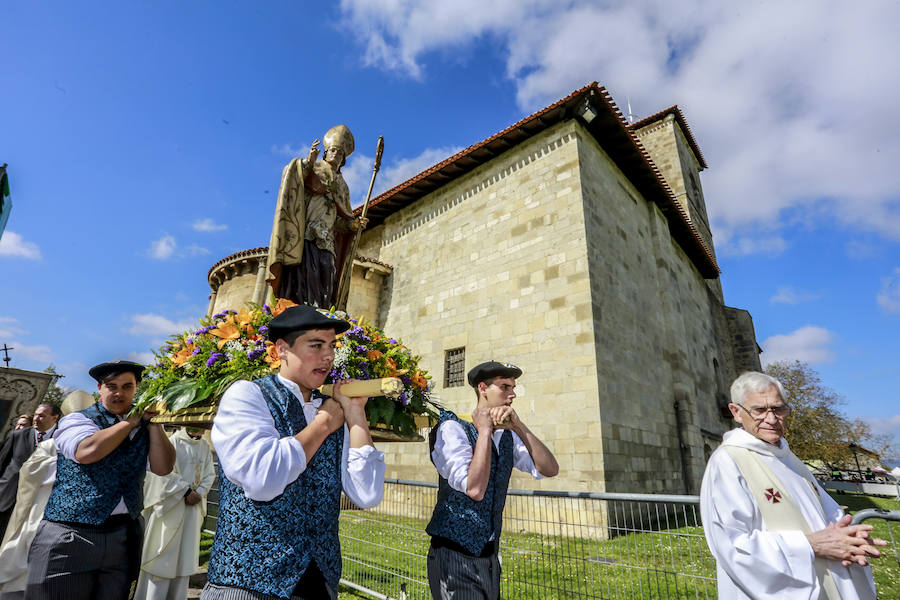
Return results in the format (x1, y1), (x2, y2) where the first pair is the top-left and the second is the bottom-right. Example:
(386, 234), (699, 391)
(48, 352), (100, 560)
(266, 124), (366, 307)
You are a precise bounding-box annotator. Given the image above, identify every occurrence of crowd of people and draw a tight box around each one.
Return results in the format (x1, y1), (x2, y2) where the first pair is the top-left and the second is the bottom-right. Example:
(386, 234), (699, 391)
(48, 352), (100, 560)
(0, 304), (889, 599)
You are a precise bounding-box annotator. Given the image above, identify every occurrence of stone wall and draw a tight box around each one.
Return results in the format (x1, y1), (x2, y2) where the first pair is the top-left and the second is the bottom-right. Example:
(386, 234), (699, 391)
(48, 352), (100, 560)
(361, 121), (597, 492)
(356, 117), (753, 496)
(633, 116), (714, 258)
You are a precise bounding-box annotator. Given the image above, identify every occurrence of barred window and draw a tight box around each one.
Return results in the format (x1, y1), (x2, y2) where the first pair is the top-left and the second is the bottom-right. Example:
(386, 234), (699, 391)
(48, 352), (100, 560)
(444, 347), (466, 388)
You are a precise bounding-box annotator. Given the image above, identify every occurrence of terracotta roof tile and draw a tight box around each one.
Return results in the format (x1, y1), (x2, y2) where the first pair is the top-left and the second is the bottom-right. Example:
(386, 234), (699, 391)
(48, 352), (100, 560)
(629, 105), (708, 170)
(357, 83), (720, 277)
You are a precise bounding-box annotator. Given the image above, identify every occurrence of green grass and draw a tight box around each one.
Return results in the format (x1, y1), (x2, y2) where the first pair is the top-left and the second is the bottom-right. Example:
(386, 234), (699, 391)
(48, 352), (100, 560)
(827, 491), (900, 598)
(337, 495), (900, 600)
(203, 494), (899, 600)
(338, 508), (717, 599)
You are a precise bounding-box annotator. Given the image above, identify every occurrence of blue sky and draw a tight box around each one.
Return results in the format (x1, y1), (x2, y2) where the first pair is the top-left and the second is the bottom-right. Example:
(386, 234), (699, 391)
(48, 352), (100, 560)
(2, 1), (898, 456)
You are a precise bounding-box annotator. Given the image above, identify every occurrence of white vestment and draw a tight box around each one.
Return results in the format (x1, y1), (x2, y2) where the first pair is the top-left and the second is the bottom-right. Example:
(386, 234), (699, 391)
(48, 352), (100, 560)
(700, 428), (877, 600)
(135, 429), (216, 600)
(0, 440), (57, 597)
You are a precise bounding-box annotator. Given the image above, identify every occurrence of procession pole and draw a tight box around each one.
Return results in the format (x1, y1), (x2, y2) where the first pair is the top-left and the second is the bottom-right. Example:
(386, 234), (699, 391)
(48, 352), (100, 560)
(336, 136), (384, 311)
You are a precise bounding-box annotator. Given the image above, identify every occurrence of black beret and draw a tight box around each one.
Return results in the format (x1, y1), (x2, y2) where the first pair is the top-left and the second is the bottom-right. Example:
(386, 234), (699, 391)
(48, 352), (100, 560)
(89, 360), (145, 384)
(267, 305), (351, 342)
(467, 361), (523, 387)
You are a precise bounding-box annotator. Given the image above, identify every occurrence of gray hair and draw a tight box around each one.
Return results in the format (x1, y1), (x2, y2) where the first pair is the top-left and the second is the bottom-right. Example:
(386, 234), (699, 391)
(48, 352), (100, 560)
(730, 371), (787, 406)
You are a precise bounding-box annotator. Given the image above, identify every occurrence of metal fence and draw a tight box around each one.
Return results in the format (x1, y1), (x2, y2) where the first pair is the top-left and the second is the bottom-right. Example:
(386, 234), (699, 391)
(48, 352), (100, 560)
(338, 479), (717, 600)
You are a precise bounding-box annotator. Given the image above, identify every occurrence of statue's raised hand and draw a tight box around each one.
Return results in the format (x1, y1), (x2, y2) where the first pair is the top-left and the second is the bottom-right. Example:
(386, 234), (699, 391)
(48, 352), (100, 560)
(308, 139), (320, 162)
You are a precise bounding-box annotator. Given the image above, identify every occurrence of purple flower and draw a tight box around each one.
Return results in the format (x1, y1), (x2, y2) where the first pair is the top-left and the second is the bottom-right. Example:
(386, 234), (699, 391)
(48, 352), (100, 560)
(186, 338), (194, 344)
(258, 325), (269, 334)
(191, 347), (202, 355)
(355, 345), (367, 353)
(213, 311), (227, 320)
(156, 361), (164, 367)
(262, 304), (272, 315)
(206, 352), (225, 367)
(388, 338), (397, 345)
(248, 348), (265, 360)
(195, 326), (211, 335)
(399, 391), (409, 406)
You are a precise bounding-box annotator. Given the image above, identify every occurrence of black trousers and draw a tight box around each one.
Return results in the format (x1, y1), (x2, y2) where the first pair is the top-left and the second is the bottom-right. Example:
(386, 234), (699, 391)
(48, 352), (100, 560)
(25, 517), (142, 600)
(426, 538), (501, 600)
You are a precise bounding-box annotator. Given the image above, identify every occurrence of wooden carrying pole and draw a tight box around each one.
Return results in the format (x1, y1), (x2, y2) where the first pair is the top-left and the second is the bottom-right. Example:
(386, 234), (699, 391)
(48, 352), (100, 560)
(336, 136), (384, 311)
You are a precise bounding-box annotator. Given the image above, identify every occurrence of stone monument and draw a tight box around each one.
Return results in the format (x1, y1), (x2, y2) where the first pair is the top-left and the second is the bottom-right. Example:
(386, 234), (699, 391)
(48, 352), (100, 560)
(0, 367), (54, 437)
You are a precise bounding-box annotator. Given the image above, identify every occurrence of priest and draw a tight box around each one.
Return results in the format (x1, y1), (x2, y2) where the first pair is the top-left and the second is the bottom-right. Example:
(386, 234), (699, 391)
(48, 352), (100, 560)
(136, 427), (216, 600)
(700, 371), (886, 600)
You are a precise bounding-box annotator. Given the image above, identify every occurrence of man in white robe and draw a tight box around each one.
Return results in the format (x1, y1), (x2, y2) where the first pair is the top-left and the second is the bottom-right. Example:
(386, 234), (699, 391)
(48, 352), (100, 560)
(700, 372), (886, 600)
(0, 391), (94, 600)
(136, 427), (216, 600)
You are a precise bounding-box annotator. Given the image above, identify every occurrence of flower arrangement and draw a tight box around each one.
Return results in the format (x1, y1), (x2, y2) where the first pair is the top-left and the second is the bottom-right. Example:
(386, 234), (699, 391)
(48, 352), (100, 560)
(133, 299), (439, 437)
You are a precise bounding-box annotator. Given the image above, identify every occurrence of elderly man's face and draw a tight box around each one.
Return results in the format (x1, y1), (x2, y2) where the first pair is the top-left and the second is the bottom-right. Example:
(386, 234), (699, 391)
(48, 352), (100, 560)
(729, 385), (789, 445)
(15, 416), (30, 430)
(323, 146), (344, 169)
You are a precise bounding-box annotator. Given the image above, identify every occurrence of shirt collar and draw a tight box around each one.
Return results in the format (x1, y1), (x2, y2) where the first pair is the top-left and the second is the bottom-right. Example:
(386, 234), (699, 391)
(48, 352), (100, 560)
(722, 427), (789, 458)
(276, 374), (323, 409)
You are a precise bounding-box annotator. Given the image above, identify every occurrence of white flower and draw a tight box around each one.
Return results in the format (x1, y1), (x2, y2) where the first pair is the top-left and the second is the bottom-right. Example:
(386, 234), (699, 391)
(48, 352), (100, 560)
(333, 345), (352, 368)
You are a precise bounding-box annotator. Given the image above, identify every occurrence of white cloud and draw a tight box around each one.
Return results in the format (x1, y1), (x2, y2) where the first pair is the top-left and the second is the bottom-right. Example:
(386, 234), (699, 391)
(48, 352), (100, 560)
(127, 313), (195, 338)
(770, 286), (822, 305)
(717, 235), (787, 257)
(8, 340), (53, 363)
(148, 235), (176, 260)
(761, 326), (836, 366)
(126, 351), (156, 365)
(146, 236), (208, 260)
(877, 268), (900, 315)
(846, 240), (879, 260)
(192, 218), (227, 233)
(0, 231), (41, 259)
(0, 316), (26, 339)
(271, 143), (310, 158)
(339, 0), (900, 252)
(344, 146), (465, 208)
(184, 244), (210, 256)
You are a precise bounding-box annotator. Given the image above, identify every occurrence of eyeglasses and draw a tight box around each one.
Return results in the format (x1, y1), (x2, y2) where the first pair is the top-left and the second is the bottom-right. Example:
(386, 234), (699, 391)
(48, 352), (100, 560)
(737, 404), (791, 420)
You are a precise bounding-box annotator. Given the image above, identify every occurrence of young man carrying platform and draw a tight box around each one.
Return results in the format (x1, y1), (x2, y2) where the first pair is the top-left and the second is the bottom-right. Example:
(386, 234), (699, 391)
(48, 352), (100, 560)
(26, 360), (176, 600)
(426, 361), (559, 600)
(201, 305), (385, 600)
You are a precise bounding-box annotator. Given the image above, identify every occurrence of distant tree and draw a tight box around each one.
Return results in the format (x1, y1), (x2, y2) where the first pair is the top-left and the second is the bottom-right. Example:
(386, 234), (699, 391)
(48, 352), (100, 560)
(764, 360), (895, 468)
(42, 364), (67, 406)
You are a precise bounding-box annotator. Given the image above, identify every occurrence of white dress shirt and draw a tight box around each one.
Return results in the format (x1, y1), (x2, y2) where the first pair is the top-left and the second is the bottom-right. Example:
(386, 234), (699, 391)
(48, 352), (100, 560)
(33, 424), (57, 446)
(431, 419), (543, 495)
(211, 375), (385, 507)
(55, 409), (143, 515)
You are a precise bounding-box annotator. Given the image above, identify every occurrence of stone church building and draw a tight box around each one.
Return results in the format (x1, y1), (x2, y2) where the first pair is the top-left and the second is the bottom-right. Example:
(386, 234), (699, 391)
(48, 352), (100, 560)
(208, 82), (761, 496)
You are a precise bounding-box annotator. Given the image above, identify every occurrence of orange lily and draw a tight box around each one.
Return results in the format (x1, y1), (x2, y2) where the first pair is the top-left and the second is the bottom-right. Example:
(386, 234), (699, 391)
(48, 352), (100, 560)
(272, 298), (297, 317)
(171, 342), (196, 367)
(385, 357), (398, 375)
(264, 342), (281, 370)
(235, 307), (256, 333)
(367, 350), (383, 361)
(209, 321), (241, 349)
(412, 371), (428, 390)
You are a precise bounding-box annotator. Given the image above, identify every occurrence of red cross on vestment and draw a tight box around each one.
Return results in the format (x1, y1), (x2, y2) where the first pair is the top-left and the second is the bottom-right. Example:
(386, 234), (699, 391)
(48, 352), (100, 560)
(764, 487), (782, 503)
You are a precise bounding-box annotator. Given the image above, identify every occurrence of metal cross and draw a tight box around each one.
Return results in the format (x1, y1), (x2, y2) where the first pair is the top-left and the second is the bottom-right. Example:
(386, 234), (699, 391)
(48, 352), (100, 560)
(1, 344), (13, 367)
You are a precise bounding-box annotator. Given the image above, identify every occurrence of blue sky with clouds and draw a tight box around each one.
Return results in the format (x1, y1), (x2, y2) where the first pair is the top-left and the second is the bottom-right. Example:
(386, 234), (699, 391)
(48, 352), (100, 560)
(2, 1), (898, 455)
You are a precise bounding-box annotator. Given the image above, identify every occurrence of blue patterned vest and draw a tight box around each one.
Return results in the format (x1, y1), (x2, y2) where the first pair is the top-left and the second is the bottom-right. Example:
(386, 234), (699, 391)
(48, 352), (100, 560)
(44, 401), (150, 524)
(426, 409), (514, 555)
(207, 375), (344, 598)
